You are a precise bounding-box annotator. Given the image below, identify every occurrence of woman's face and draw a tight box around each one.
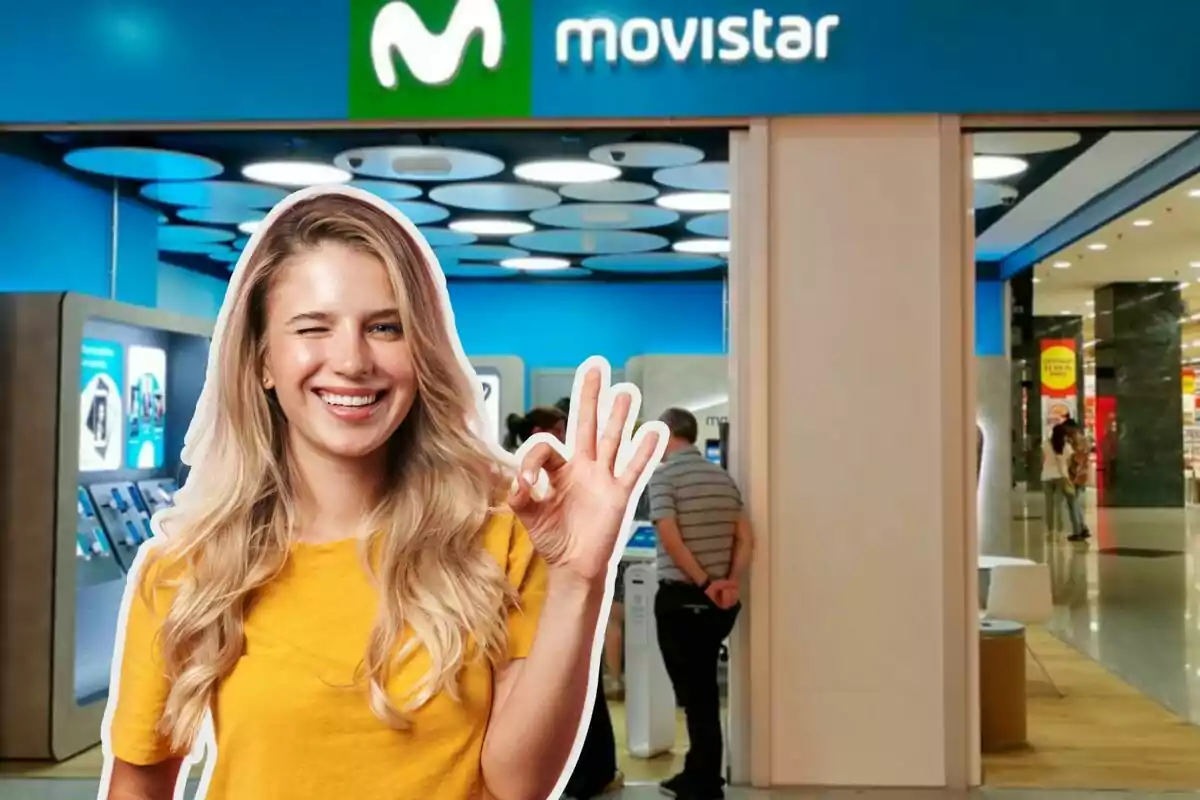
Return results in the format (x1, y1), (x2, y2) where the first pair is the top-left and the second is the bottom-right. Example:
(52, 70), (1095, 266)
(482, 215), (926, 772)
(261, 241), (418, 462)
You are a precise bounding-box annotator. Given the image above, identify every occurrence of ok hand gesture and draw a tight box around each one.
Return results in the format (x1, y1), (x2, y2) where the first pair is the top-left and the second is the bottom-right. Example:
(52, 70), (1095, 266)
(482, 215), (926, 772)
(508, 358), (668, 585)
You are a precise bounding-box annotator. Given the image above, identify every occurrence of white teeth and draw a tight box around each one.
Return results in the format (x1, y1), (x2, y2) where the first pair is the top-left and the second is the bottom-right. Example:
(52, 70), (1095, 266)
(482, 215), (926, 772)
(319, 392), (378, 407)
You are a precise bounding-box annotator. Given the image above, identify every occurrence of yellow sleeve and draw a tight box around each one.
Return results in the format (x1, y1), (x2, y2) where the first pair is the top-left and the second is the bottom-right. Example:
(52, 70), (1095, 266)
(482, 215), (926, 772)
(501, 514), (549, 660)
(107, 549), (182, 765)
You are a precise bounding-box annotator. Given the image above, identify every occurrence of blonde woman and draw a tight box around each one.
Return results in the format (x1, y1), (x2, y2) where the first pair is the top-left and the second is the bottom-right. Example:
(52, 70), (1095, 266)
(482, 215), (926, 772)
(100, 186), (665, 800)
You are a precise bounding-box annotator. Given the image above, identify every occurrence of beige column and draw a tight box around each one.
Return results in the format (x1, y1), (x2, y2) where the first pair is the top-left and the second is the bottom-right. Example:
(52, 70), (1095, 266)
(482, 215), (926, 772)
(727, 116), (978, 789)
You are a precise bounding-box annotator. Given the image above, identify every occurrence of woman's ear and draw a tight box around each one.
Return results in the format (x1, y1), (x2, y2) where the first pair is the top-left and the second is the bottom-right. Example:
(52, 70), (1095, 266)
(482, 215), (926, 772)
(262, 365), (275, 390)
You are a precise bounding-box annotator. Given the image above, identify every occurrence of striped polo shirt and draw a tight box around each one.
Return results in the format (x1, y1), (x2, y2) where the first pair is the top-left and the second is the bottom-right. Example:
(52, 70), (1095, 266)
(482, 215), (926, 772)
(647, 446), (743, 582)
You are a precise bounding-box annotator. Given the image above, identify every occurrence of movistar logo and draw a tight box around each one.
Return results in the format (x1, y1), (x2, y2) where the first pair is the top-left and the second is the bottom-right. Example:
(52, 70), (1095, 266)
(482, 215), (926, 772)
(371, 0), (504, 88)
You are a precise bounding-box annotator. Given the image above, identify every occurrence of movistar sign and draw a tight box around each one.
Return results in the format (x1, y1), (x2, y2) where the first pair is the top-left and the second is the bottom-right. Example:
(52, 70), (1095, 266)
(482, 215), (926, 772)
(370, 0), (503, 88)
(555, 10), (840, 66)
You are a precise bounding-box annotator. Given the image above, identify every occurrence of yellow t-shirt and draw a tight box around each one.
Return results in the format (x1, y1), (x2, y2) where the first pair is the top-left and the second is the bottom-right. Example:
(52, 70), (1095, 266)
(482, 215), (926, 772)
(108, 510), (548, 799)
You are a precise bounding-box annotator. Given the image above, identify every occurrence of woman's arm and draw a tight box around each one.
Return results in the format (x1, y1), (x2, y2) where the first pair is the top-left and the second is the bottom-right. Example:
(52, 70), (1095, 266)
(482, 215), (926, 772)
(107, 757), (183, 800)
(481, 570), (605, 800)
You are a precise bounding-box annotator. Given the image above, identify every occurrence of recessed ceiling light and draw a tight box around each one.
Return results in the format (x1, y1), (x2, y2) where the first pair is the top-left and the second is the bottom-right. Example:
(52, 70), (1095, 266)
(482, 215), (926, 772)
(449, 219), (535, 236)
(1032, 277), (1041, 284)
(1183, 282), (1192, 289)
(242, 161), (351, 187)
(1052, 260), (1071, 269)
(973, 155), (1028, 181)
(656, 192), (731, 212)
(238, 220), (263, 234)
(514, 159), (621, 184)
(1060, 310), (1073, 315)
(1189, 188), (1200, 198)
(1133, 219), (1154, 227)
(1191, 261), (1200, 269)
(1086, 300), (1095, 306)
(500, 256), (571, 271)
(1088, 242), (1108, 251)
(1150, 277), (1164, 282)
(673, 238), (730, 255)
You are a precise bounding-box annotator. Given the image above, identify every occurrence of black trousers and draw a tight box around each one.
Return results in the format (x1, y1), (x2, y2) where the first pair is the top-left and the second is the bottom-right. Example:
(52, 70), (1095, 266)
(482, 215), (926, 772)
(655, 581), (740, 791)
(564, 676), (618, 799)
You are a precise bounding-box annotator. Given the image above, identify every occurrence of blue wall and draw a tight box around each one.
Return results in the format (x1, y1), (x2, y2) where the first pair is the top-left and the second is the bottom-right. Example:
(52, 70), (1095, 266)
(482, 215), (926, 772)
(158, 263), (229, 319)
(975, 279), (1007, 357)
(446, 280), (726, 372)
(0, 153), (158, 305)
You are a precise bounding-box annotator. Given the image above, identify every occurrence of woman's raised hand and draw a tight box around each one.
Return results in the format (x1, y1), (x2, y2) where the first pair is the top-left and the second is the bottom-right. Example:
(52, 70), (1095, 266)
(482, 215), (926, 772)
(507, 358), (667, 585)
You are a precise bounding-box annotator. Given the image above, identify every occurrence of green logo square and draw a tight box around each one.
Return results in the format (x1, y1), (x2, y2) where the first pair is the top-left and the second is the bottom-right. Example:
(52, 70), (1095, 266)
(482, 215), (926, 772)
(348, 0), (534, 120)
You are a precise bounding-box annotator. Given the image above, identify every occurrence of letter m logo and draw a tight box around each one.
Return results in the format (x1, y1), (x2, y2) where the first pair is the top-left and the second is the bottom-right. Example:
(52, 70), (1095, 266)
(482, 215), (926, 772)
(348, 0), (534, 120)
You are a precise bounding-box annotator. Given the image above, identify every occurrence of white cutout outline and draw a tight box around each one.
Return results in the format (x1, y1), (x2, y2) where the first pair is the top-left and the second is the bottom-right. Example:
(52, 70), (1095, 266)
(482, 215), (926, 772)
(95, 184), (668, 800)
(371, 0), (504, 89)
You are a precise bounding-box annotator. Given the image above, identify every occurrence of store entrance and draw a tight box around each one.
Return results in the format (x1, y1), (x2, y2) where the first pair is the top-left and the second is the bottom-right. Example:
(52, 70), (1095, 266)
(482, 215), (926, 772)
(0, 124), (749, 797)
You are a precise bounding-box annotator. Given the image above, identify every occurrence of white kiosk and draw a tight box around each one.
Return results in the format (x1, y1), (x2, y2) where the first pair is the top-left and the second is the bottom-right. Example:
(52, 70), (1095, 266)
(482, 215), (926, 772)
(621, 522), (677, 758)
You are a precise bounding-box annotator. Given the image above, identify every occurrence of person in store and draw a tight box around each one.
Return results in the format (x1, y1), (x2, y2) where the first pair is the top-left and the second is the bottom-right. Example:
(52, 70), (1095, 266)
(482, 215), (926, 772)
(505, 402), (626, 799)
(648, 408), (755, 800)
(1062, 418), (1092, 542)
(101, 186), (665, 800)
(1041, 421), (1072, 537)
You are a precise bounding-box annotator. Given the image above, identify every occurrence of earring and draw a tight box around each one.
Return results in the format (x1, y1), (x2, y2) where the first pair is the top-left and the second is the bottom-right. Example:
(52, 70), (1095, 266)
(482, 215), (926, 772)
(263, 377), (274, 390)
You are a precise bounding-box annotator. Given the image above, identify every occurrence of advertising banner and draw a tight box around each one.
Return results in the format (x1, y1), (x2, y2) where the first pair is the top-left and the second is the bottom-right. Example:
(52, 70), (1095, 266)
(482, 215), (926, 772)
(79, 339), (126, 472)
(1184, 369), (1196, 424)
(126, 346), (167, 470)
(1040, 338), (1077, 433)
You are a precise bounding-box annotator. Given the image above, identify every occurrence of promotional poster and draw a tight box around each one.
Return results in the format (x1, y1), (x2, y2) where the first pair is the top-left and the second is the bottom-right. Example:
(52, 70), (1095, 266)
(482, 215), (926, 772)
(79, 339), (126, 472)
(125, 346), (167, 470)
(1040, 338), (1079, 433)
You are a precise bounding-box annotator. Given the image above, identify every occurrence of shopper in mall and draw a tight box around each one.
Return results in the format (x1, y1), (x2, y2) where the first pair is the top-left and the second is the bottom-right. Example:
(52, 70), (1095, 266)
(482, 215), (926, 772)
(648, 408), (755, 800)
(102, 187), (664, 800)
(1041, 423), (1072, 536)
(1064, 419), (1093, 542)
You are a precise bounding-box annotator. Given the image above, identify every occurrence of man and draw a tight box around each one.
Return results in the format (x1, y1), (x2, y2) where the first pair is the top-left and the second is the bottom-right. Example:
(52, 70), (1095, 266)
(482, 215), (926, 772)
(648, 408), (755, 800)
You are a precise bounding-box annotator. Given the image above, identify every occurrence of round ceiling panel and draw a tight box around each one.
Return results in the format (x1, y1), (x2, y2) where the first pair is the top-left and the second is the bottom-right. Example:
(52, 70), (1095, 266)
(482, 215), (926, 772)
(418, 226), (477, 247)
(141, 180), (288, 209)
(511, 230), (669, 256)
(590, 142), (705, 169)
(430, 182), (562, 212)
(440, 263), (520, 279)
(207, 249), (241, 264)
(233, 237), (250, 249)
(347, 179), (423, 200)
(973, 132), (1083, 156)
(583, 253), (726, 273)
(390, 201), (450, 225)
(159, 240), (226, 255)
(686, 212), (730, 238)
(530, 203), (679, 230)
(974, 182), (1020, 210)
(560, 181), (660, 203)
(158, 225), (235, 246)
(177, 206), (271, 225)
(64, 146), (224, 181)
(435, 245), (530, 262)
(653, 162), (729, 192)
(334, 146), (506, 182)
(525, 268), (593, 279)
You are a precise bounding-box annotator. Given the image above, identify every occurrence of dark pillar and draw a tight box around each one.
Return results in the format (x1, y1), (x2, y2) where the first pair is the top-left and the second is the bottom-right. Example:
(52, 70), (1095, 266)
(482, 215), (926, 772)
(1009, 272), (1034, 486)
(1093, 282), (1185, 508)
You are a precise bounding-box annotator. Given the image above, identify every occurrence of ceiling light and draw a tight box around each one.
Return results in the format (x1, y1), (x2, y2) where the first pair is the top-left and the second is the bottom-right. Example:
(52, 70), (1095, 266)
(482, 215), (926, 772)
(242, 161), (351, 187)
(514, 160), (620, 184)
(1086, 300), (1095, 306)
(1059, 310), (1073, 316)
(1088, 242), (1108, 251)
(656, 192), (731, 212)
(1189, 189), (1200, 198)
(1191, 261), (1200, 269)
(500, 257), (571, 271)
(238, 220), (263, 234)
(1150, 277), (1164, 282)
(973, 155), (1028, 181)
(450, 219), (534, 236)
(1032, 277), (1041, 284)
(1052, 260), (1071, 269)
(674, 238), (730, 255)
(1183, 282), (1192, 289)
(1133, 219), (1154, 227)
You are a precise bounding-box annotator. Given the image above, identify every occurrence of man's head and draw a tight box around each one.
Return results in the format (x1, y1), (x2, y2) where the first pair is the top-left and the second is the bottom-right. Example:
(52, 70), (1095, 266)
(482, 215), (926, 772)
(659, 407), (698, 453)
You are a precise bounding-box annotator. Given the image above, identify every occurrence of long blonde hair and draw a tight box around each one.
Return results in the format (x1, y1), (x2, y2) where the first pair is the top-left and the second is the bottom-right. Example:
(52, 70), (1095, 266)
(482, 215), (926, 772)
(144, 192), (515, 752)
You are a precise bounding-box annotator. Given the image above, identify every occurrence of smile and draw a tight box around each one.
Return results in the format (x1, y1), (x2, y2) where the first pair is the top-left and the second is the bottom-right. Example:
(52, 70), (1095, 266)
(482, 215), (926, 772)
(317, 391), (382, 408)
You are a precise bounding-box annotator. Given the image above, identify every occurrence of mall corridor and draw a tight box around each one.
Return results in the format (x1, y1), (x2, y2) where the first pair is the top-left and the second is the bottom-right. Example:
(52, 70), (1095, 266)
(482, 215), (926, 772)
(997, 492), (1200, 727)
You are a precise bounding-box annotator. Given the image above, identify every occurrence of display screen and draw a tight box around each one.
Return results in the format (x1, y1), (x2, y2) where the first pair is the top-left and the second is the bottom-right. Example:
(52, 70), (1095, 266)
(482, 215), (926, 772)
(79, 339), (126, 472)
(126, 346), (167, 469)
(476, 367), (501, 446)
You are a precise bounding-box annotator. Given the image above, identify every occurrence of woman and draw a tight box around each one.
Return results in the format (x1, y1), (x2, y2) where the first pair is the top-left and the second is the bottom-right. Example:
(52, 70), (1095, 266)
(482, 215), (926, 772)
(1042, 423), (1071, 536)
(101, 186), (664, 800)
(506, 403), (624, 799)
